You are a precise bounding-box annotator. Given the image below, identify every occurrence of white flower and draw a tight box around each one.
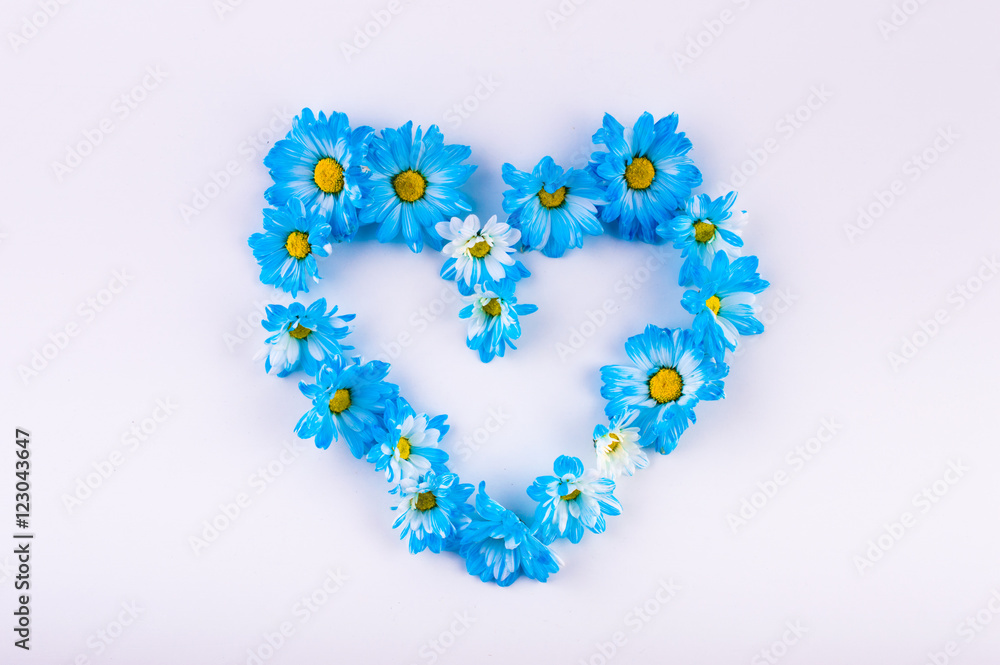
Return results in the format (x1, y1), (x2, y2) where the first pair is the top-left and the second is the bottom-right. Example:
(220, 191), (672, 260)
(436, 214), (520, 288)
(594, 411), (649, 480)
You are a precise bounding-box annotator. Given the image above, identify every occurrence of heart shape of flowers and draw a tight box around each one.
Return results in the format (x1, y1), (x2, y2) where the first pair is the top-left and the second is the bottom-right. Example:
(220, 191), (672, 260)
(247, 108), (769, 586)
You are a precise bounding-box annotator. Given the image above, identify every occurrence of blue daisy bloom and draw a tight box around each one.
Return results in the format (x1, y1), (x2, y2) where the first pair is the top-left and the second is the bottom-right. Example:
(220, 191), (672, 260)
(249, 198), (330, 297)
(459, 280), (538, 363)
(593, 410), (649, 480)
(589, 112), (702, 243)
(263, 109), (374, 241)
(392, 471), (474, 554)
(601, 325), (727, 455)
(367, 397), (450, 486)
(362, 121), (476, 253)
(437, 214), (530, 296)
(261, 298), (355, 377)
(661, 191), (747, 286)
(500, 156), (605, 257)
(681, 252), (769, 363)
(294, 355), (398, 458)
(527, 455), (622, 545)
(458, 482), (560, 586)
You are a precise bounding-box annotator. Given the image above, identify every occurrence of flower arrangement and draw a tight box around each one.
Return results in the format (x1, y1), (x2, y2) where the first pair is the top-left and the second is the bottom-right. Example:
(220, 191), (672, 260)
(247, 108), (769, 585)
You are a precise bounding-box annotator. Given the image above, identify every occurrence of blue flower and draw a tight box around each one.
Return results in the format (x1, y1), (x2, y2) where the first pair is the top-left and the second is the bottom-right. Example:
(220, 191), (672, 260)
(249, 199), (330, 297)
(601, 325), (727, 455)
(661, 191), (747, 285)
(263, 109), (373, 241)
(681, 252), (769, 363)
(437, 214), (530, 296)
(589, 112), (701, 243)
(501, 157), (605, 257)
(261, 298), (355, 377)
(392, 471), (474, 554)
(593, 410), (649, 480)
(459, 281), (537, 363)
(362, 122), (476, 253)
(294, 356), (398, 458)
(458, 482), (560, 586)
(527, 455), (621, 545)
(367, 398), (450, 486)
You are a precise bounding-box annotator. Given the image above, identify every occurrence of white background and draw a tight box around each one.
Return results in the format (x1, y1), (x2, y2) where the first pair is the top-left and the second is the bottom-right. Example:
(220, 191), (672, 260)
(3, 0), (1000, 663)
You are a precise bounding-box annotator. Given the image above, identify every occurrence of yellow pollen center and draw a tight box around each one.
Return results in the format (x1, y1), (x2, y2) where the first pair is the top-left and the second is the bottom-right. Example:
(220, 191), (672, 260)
(624, 156), (655, 190)
(415, 491), (437, 511)
(537, 186), (567, 209)
(561, 489), (582, 501)
(693, 221), (716, 243)
(483, 298), (502, 317)
(705, 295), (721, 315)
(392, 169), (427, 203)
(607, 432), (622, 453)
(313, 157), (345, 194)
(328, 389), (351, 414)
(396, 437), (411, 460)
(285, 231), (311, 260)
(289, 323), (311, 339)
(649, 368), (684, 404)
(468, 239), (492, 258)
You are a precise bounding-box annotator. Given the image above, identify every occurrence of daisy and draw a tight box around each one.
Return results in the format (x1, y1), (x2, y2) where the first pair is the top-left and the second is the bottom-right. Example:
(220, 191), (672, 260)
(367, 398), (450, 486)
(362, 121), (476, 252)
(248, 198), (329, 297)
(681, 251), (769, 363)
(459, 280), (538, 363)
(458, 482), (560, 586)
(261, 298), (354, 377)
(662, 191), (747, 286)
(392, 471), (474, 554)
(263, 108), (373, 241)
(436, 214), (529, 295)
(527, 455), (621, 545)
(601, 325), (727, 455)
(294, 355), (398, 458)
(593, 410), (649, 480)
(589, 112), (702, 243)
(500, 156), (605, 257)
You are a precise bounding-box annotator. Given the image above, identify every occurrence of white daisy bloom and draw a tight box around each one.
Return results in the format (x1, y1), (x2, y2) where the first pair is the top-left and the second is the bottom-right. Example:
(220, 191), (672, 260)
(436, 214), (521, 287)
(594, 411), (649, 480)
(388, 414), (434, 480)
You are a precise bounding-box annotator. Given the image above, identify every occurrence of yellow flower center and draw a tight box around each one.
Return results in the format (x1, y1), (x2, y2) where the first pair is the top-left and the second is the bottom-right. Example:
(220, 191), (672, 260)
(561, 489), (581, 501)
(328, 388), (351, 414)
(693, 221), (716, 243)
(415, 491), (437, 511)
(648, 368), (683, 404)
(624, 156), (655, 190)
(313, 157), (345, 194)
(468, 239), (492, 258)
(396, 436), (411, 460)
(392, 169), (427, 203)
(483, 298), (502, 317)
(607, 432), (622, 453)
(288, 323), (311, 339)
(705, 295), (721, 315)
(285, 231), (311, 260)
(537, 186), (567, 209)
